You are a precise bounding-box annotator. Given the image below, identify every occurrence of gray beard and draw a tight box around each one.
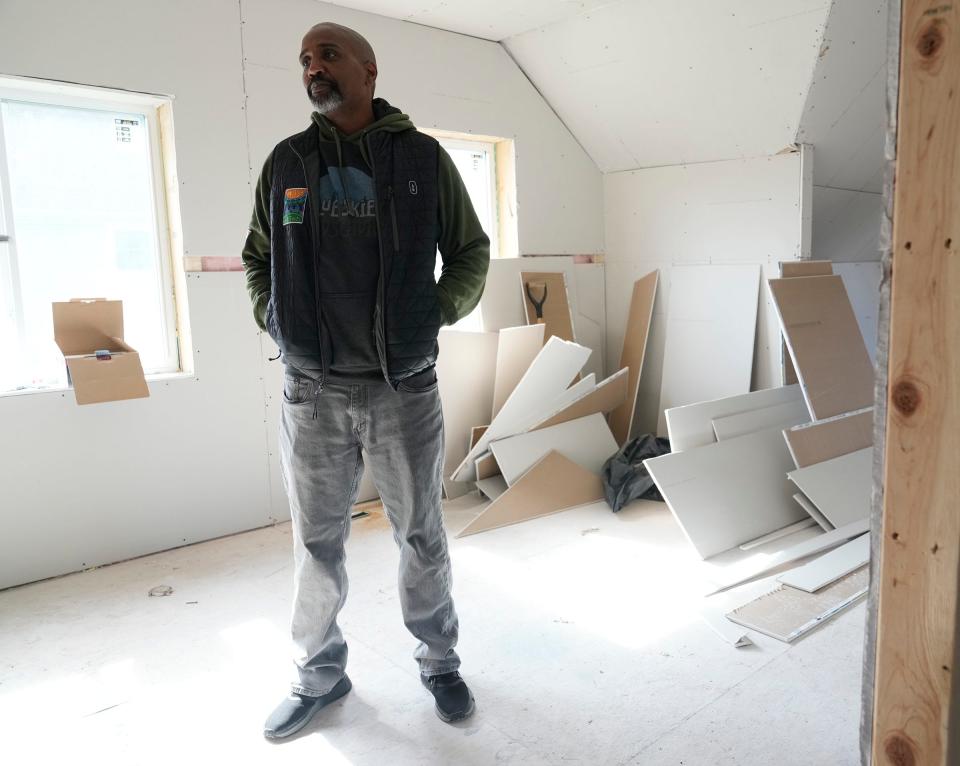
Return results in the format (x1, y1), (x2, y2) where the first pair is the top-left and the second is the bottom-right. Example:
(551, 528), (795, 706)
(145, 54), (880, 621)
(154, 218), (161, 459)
(310, 88), (344, 114)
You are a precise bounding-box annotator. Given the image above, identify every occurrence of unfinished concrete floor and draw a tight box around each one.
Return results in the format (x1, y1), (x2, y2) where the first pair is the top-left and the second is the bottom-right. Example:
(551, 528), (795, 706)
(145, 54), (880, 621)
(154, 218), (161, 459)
(0, 496), (864, 765)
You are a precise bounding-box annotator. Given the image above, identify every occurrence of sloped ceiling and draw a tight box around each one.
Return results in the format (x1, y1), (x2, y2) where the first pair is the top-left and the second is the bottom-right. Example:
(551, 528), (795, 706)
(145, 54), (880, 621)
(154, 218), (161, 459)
(796, 0), (887, 193)
(327, 1), (885, 178)
(502, 0), (830, 172)
(316, 0), (614, 41)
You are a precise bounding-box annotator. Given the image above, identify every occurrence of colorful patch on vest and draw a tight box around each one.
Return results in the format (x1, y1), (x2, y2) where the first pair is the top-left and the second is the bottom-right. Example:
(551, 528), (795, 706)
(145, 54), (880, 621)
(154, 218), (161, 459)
(283, 188), (308, 225)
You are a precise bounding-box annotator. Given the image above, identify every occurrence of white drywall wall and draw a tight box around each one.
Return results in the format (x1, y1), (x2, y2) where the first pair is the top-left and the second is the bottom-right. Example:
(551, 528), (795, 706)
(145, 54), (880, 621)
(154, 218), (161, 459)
(0, 0), (603, 588)
(0, 274), (275, 590)
(603, 151), (806, 437)
(813, 186), (883, 262)
(797, 0), (888, 194)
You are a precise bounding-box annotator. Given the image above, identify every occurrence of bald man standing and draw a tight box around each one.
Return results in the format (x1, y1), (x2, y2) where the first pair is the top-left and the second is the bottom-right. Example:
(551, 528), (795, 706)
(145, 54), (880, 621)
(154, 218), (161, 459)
(242, 22), (489, 739)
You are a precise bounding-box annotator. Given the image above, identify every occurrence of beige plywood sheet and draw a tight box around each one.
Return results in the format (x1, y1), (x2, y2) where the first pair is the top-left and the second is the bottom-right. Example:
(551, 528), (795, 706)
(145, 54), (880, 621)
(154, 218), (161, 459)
(492, 324), (545, 420)
(608, 271), (658, 445)
(779, 261), (834, 385)
(520, 271), (576, 343)
(784, 407), (873, 468)
(780, 260), (834, 278)
(456, 450), (604, 538)
(768, 275), (874, 419)
(726, 567), (868, 642)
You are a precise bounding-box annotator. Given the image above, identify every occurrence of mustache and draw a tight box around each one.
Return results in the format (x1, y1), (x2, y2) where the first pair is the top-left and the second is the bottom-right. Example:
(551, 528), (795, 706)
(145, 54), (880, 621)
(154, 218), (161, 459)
(307, 75), (339, 92)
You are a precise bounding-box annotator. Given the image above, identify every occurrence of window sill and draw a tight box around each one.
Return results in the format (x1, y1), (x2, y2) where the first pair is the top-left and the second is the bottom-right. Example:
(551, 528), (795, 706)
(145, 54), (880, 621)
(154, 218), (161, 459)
(0, 370), (196, 400)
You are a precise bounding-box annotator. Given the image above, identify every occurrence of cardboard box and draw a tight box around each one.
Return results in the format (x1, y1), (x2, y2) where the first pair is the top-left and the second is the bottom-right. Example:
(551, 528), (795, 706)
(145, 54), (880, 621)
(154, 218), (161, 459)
(52, 298), (150, 405)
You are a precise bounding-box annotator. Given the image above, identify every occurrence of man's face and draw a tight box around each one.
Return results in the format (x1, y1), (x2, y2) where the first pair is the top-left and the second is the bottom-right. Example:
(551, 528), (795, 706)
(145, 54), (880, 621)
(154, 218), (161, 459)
(299, 26), (374, 115)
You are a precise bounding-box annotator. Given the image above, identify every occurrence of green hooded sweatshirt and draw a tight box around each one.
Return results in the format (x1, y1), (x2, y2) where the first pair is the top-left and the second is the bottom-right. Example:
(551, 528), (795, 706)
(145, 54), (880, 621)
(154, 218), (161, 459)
(241, 101), (490, 380)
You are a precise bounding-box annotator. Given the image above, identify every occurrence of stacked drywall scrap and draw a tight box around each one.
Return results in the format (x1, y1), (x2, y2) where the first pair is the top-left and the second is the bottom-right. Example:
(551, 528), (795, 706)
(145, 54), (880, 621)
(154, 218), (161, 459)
(448, 270), (659, 537)
(452, 336), (626, 537)
(646, 267), (877, 645)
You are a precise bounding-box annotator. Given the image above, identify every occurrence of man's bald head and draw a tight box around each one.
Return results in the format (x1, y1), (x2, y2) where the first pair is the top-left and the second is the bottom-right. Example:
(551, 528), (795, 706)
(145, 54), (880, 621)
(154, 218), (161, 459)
(306, 22), (376, 68)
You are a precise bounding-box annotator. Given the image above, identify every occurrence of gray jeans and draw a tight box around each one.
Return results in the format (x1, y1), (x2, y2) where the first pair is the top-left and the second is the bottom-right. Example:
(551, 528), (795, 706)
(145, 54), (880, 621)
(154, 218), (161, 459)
(278, 365), (460, 697)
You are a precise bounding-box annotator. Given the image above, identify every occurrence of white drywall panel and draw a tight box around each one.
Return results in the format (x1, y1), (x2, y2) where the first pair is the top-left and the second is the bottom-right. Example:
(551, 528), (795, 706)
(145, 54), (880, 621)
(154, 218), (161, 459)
(492, 324), (546, 419)
(711, 399), (811, 442)
(833, 261), (882, 363)
(796, 0), (888, 193)
(788, 448), (873, 529)
(665, 384), (803, 453)
(0, 274), (274, 589)
(644, 426), (808, 560)
(707, 518), (871, 595)
(812, 186), (883, 263)
(480, 259), (605, 381)
(435, 329), (499, 499)
(240, 0), (603, 255)
(489, 413), (618, 486)
(656, 264), (760, 434)
(794, 492), (834, 532)
(504, 0), (830, 172)
(778, 534), (870, 593)
(604, 152), (805, 436)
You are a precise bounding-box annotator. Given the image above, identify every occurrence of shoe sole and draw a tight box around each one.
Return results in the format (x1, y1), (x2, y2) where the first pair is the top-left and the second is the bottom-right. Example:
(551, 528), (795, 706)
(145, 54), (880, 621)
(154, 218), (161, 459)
(434, 694), (476, 723)
(263, 677), (352, 740)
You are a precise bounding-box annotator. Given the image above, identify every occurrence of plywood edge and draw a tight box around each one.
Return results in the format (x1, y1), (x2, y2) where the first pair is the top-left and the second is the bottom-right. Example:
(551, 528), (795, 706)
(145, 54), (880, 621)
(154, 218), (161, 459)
(532, 367), (629, 431)
(609, 270), (659, 445)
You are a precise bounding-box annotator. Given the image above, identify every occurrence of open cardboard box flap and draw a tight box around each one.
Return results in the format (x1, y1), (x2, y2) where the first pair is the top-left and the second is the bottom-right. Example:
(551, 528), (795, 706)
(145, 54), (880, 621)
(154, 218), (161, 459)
(52, 298), (149, 405)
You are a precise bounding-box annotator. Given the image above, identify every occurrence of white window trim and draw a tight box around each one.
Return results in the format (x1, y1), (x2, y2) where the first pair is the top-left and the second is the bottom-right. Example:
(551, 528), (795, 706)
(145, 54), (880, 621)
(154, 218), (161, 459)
(435, 136), (499, 261)
(0, 75), (183, 388)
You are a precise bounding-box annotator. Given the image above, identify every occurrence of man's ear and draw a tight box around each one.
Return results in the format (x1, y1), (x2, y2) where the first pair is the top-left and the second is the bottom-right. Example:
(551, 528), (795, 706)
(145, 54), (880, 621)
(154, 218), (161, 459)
(366, 62), (378, 88)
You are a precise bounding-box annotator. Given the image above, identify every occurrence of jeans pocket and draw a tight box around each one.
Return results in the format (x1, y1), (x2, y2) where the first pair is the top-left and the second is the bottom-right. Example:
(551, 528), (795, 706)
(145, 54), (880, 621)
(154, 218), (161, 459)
(397, 366), (438, 393)
(282, 374), (312, 404)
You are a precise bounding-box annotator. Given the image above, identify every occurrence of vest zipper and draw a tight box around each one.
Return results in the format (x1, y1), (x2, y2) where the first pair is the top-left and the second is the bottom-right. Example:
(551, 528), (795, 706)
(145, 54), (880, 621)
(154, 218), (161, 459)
(388, 186), (400, 252)
(365, 134), (392, 386)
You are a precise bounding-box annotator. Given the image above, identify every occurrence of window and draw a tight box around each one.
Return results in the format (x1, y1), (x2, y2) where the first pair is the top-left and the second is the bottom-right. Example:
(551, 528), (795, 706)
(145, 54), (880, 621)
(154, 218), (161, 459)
(0, 77), (181, 394)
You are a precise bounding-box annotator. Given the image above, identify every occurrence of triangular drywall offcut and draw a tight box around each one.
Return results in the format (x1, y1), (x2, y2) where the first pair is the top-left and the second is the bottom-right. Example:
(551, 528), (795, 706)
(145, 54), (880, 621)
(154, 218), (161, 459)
(456, 450), (604, 538)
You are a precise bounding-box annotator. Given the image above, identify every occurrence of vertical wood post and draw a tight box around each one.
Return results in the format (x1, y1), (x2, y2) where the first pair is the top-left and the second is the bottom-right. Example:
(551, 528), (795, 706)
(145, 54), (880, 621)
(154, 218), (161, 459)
(871, 0), (960, 763)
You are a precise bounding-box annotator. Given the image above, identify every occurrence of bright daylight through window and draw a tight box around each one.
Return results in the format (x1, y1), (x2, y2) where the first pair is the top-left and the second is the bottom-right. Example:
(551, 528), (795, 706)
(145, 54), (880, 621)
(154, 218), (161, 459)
(0, 80), (180, 394)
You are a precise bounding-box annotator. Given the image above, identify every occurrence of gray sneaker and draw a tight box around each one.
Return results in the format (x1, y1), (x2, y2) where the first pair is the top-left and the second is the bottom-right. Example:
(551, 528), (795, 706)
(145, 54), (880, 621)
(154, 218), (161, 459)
(263, 675), (352, 739)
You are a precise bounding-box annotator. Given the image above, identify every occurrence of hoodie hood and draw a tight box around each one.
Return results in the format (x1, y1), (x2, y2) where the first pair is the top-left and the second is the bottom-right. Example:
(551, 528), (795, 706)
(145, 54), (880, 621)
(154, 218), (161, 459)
(311, 98), (414, 168)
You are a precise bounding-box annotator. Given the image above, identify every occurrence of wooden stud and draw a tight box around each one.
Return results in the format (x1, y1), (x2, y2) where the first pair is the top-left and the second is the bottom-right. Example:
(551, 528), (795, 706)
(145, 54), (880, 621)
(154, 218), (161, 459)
(871, 2), (960, 764)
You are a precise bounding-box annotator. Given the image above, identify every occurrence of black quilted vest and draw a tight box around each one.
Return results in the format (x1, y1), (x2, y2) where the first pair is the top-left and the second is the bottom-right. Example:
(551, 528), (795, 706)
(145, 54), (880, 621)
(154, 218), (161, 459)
(264, 121), (442, 389)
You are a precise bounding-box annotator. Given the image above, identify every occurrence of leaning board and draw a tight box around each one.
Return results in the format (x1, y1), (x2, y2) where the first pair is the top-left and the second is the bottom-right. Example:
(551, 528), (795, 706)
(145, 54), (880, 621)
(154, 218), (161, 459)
(644, 425), (807, 559)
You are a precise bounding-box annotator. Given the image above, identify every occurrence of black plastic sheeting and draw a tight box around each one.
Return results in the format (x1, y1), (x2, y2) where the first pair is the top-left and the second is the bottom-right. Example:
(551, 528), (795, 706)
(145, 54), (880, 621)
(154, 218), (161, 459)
(601, 434), (671, 512)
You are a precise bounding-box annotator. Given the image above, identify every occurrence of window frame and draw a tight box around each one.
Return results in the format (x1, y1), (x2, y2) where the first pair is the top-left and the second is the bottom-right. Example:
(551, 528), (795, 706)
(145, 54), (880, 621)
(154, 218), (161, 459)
(0, 75), (183, 393)
(434, 135), (500, 261)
